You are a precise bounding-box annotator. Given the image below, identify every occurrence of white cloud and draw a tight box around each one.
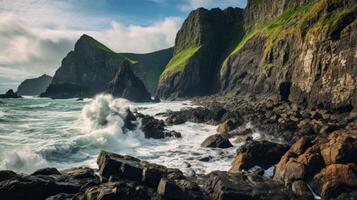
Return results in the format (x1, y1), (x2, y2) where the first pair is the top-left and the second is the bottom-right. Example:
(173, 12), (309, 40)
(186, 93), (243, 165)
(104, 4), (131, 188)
(179, 0), (246, 11)
(94, 17), (182, 53)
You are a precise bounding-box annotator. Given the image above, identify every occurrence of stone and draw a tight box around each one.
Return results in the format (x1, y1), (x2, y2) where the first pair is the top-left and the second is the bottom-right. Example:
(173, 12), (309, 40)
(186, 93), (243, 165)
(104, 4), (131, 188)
(157, 178), (185, 200)
(216, 119), (236, 134)
(230, 140), (289, 171)
(0, 170), (18, 182)
(201, 134), (233, 148)
(32, 168), (62, 176)
(319, 133), (357, 165)
(291, 180), (314, 200)
(313, 164), (357, 200)
(204, 171), (293, 200)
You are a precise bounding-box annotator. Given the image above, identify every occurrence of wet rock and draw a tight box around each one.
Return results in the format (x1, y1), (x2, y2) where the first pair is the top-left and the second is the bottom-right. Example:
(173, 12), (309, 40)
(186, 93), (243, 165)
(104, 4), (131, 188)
(157, 178), (185, 200)
(319, 133), (357, 165)
(201, 134), (233, 148)
(32, 168), (62, 176)
(291, 180), (314, 200)
(0, 89), (22, 98)
(230, 140), (289, 172)
(204, 171), (293, 200)
(313, 163), (357, 200)
(46, 193), (74, 200)
(137, 113), (182, 139)
(0, 170), (18, 182)
(0, 175), (80, 200)
(216, 119), (236, 134)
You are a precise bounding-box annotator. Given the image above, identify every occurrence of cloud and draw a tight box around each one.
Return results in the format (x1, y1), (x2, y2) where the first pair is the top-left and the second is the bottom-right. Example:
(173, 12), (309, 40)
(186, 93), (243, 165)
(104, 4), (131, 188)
(179, 0), (246, 11)
(94, 17), (182, 53)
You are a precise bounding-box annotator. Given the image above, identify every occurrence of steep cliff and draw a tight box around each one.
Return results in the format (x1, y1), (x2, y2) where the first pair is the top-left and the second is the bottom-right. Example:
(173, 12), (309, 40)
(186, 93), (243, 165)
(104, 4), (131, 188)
(221, 0), (357, 111)
(122, 47), (173, 94)
(107, 60), (152, 102)
(17, 74), (52, 96)
(158, 0), (357, 111)
(41, 35), (172, 98)
(157, 7), (244, 99)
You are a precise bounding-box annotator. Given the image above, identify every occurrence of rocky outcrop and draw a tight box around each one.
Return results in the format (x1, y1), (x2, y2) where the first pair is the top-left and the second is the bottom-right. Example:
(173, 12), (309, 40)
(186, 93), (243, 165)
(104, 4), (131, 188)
(41, 35), (172, 99)
(158, 7), (244, 99)
(273, 131), (357, 199)
(42, 34), (127, 99)
(0, 89), (21, 98)
(107, 60), (152, 102)
(17, 74), (52, 96)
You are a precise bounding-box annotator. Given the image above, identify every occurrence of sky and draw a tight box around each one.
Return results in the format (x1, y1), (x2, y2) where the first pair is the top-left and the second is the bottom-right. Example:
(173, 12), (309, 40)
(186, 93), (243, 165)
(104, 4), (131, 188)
(0, 0), (247, 93)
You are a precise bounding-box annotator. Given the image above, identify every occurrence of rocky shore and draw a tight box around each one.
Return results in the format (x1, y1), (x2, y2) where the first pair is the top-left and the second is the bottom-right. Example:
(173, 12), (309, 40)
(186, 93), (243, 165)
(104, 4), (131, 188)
(1, 95), (356, 200)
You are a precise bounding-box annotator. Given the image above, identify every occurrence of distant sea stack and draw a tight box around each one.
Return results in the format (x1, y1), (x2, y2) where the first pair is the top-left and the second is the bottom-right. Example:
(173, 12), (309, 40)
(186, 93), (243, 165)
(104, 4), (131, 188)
(17, 74), (52, 96)
(41, 34), (172, 99)
(41, 34), (127, 99)
(107, 60), (152, 102)
(0, 89), (21, 98)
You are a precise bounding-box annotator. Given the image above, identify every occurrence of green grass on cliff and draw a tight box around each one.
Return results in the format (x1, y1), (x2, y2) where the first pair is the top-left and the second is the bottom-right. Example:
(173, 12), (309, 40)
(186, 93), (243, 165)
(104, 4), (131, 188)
(228, 0), (356, 57)
(160, 46), (201, 81)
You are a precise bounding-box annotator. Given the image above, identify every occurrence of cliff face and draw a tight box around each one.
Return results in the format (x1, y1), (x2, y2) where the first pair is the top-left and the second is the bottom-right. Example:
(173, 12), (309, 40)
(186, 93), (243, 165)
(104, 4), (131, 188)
(42, 34), (126, 98)
(157, 7), (244, 99)
(17, 74), (52, 96)
(122, 48), (173, 94)
(107, 60), (152, 102)
(42, 35), (172, 98)
(221, 0), (357, 111)
(158, 0), (357, 111)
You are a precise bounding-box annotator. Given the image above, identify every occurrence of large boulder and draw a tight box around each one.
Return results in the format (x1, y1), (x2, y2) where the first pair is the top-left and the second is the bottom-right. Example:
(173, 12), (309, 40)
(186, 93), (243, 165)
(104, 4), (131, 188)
(107, 60), (152, 102)
(201, 134), (233, 148)
(230, 140), (289, 172)
(137, 113), (181, 139)
(203, 171), (294, 200)
(313, 163), (357, 200)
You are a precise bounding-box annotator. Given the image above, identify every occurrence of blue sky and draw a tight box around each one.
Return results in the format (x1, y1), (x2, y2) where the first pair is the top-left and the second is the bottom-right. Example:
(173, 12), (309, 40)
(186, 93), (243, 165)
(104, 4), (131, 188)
(0, 0), (247, 93)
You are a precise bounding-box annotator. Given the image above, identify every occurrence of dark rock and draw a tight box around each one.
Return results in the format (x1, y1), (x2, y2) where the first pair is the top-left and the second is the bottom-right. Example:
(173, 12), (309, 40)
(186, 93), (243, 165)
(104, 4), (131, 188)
(32, 168), (62, 176)
(17, 74), (52, 96)
(291, 180), (314, 200)
(46, 193), (74, 200)
(157, 178), (185, 200)
(230, 140), (289, 172)
(201, 134), (233, 148)
(107, 60), (152, 102)
(0, 170), (18, 182)
(0, 89), (21, 98)
(0, 175), (80, 200)
(137, 113), (182, 139)
(203, 171), (293, 200)
(216, 119), (236, 134)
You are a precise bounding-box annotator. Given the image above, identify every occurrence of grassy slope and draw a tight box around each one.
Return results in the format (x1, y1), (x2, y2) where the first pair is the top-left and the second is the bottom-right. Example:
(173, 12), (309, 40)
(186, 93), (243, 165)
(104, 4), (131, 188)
(160, 46), (202, 81)
(228, 0), (356, 58)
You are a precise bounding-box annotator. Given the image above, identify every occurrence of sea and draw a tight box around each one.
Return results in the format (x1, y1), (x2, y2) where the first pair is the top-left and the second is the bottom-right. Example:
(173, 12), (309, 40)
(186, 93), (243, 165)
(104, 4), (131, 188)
(0, 94), (240, 175)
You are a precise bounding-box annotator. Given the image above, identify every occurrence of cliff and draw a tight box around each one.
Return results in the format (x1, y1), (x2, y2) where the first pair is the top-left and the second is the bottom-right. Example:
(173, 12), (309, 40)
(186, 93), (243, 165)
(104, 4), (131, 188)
(157, 7), (244, 99)
(17, 74), (52, 96)
(41, 35), (172, 99)
(158, 0), (357, 111)
(122, 47), (173, 94)
(107, 60), (152, 102)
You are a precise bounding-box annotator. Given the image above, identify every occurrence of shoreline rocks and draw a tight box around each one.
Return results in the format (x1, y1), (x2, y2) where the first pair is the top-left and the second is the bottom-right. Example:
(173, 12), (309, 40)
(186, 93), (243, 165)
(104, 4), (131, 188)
(0, 89), (22, 98)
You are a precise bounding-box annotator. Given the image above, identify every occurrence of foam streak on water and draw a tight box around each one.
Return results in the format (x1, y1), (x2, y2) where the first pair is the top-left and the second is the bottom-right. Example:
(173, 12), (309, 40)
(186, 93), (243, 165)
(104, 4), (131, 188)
(0, 95), (238, 175)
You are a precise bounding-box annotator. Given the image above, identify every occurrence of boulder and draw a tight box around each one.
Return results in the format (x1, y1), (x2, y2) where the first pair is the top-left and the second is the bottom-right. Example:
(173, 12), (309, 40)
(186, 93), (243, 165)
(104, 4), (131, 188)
(313, 164), (357, 200)
(216, 119), (236, 134)
(319, 133), (357, 165)
(203, 171), (293, 200)
(32, 168), (62, 176)
(0, 170), (18, 182)
(137, 113), (182, 139)
(0, 89), (21, 98)
(291, 180), (314, 200)
(230, 140), (289, 172)
(201, 134), (233, 148)
(107, 60), (152, 102)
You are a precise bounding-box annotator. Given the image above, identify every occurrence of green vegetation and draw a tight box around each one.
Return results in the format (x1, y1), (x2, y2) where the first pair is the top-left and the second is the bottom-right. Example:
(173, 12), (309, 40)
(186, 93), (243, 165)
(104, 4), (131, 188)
(264, 64), (274, 72)
(228, 0), (356, 58)
(84, 35), (115, 53)
(160, 46), (202, 81)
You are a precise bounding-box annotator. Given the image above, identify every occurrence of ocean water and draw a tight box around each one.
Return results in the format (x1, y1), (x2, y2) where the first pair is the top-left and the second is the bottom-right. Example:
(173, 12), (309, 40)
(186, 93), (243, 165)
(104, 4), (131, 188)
(0, 95), (239, 175)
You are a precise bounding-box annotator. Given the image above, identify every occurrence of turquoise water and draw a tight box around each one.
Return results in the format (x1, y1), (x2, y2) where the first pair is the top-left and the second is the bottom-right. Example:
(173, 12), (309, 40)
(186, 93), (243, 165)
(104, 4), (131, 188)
(0, 95), (237, 175)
